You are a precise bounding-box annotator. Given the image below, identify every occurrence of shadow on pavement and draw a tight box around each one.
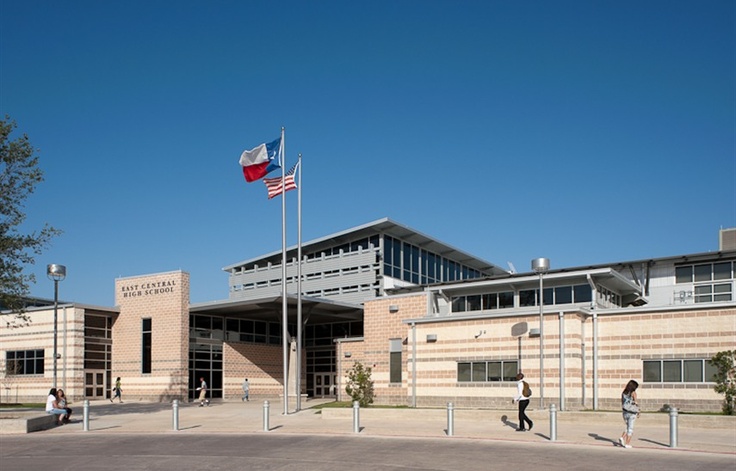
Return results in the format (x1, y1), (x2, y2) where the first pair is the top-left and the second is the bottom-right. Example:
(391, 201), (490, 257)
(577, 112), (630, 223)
(588, 433), (618, 446)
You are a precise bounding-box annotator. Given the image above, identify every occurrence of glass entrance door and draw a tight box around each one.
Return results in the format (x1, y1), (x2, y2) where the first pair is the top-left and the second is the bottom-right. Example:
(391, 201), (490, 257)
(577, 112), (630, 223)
(313, 373), (336, 397)
(85, 370), (106, 399)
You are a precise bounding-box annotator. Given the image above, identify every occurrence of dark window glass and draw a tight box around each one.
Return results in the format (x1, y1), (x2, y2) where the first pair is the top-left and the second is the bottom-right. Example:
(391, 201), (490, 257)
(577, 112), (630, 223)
(498, 292), (514, 309)
(542, 288), (553, 305)
(555, 286), (572, 304)
(573, 285), (592, 303)
(142, 318), (152, 374)
(519, 290), (536, 307)
(503, 361), (518, 381)
(482, 293), (497, 310)
(694, 264), (711, 282)
(675, 266), (692, 284)
(486, 362), (501, 381)
(663, 361), (681, 382)
(643, 361), (661, 382)
(466, 295), (481, 311)
(472, 362), (486, 381)
(457, 363), (471, 382)
(713, 262), (731, 280)
(389, 352), (402, 383)
(452, 297), (466, 312)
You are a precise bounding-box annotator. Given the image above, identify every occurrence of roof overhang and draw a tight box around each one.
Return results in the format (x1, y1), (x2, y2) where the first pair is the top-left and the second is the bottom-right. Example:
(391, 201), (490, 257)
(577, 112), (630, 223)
(189, 295), (363, 324)
(222, 217), (506, 276)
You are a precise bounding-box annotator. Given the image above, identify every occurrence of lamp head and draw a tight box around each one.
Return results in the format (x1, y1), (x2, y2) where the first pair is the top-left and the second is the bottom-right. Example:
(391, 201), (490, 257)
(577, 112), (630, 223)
(47, 264), (67, 282)
(531, 258), (550, 274)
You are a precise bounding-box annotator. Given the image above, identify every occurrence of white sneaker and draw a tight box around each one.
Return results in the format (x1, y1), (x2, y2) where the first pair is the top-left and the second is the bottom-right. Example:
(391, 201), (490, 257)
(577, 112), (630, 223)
(618, 437), (625, 447)
(623, 444), (632, 449)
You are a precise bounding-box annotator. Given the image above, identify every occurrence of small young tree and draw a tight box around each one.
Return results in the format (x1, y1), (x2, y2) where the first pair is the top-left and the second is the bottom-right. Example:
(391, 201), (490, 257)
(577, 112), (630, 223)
(709, 350), (736, 415)
(345, 361), (374, 407)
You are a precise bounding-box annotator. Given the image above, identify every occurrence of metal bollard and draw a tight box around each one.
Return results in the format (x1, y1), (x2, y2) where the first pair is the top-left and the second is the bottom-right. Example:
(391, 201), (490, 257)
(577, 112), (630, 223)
(669, 407), (678, 448)
(353, 401), (360, 433)
(446, 402), (454, 436)
(172, 399), (179, 431)
(83, 400), (90, 432)
(263, 401), (270, 432)
(549, 404), (557, 441)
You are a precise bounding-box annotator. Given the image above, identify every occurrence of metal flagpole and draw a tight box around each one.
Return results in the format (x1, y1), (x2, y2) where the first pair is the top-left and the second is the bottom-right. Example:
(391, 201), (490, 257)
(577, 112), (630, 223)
(296, 153), (303, 411)
(280, 127), (289, 415)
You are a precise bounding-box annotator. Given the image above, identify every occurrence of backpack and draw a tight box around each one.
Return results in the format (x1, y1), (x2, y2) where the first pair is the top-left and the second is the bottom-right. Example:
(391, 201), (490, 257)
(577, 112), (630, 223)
(522, 381), (532, 398)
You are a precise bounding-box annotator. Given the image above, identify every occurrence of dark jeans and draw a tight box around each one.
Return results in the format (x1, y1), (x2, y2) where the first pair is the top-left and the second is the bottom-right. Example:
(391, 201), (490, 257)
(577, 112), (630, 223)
(518, 399), (533, 430)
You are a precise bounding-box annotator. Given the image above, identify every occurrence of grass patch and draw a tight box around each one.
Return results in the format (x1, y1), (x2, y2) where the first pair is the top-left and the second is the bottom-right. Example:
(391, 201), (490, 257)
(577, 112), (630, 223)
(0, 403), (44, 409)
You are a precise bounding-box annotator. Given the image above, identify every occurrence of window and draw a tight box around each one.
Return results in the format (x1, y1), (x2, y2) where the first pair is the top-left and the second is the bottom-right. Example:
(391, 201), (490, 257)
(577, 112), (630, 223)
(142, 318), (152, 374)
(676, 261), (734, 303)
(643, 359), (718, 383)
(5, 350), (44, 375)
(389, 339), (402, 383)
(457, 360), (518, 382)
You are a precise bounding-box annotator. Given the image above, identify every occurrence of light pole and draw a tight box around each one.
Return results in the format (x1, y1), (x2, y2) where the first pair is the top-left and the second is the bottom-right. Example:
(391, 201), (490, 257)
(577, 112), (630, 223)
(531, 258), (549, 409)
(47, 264), (66, 388)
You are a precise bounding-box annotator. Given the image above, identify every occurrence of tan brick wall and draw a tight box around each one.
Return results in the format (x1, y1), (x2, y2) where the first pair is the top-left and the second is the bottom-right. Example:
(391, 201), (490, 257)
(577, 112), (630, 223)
(0, 306), (86, 403)
(223, 342), (306, 399)
(113, 271), (189, 401)
(356, 294), (736, 412)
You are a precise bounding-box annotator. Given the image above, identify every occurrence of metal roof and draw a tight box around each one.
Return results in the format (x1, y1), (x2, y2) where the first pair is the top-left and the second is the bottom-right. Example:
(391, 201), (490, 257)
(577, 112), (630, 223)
(222, 217), (506, 276)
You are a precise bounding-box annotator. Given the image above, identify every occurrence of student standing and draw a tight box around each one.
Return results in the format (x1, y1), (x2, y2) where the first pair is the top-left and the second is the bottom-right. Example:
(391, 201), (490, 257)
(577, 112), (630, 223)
(198, 377), (210, 406)
(619, 380), (640, 448)
(512, 373), (533, 432)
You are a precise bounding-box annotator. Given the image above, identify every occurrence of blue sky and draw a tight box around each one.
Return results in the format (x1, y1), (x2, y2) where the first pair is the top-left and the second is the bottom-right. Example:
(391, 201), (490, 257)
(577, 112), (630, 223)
(2, 1), (734, 307)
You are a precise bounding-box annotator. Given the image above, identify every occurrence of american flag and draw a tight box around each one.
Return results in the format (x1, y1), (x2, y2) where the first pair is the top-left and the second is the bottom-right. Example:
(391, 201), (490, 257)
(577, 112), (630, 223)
(263, 162), (299, 199)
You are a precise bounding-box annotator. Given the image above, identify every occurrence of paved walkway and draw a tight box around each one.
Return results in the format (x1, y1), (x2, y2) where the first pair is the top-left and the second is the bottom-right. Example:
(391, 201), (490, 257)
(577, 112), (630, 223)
(7, 399), (736, 456)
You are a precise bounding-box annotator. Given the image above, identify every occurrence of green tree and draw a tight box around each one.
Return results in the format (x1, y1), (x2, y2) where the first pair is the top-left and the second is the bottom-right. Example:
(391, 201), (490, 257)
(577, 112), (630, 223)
(345, 361), (374, 407)
(0, 116), (61, 326)
(709, 350), (736, 415)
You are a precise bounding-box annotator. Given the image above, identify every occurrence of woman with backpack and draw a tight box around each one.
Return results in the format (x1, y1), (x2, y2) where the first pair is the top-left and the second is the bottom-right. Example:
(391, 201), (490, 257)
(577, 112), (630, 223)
(619, 380), (640, 448)
(512, 373), (533, 432)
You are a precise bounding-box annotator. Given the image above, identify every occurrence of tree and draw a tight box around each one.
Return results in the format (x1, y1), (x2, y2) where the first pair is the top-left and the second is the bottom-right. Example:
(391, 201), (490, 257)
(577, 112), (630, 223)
(0, 115), (61, 326)
(709, 350), (736, 415)
(345, 361), (374, 407)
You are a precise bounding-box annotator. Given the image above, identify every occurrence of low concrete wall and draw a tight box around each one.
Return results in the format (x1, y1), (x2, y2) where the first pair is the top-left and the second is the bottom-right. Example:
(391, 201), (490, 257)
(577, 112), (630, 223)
(0, 412), (57, 434)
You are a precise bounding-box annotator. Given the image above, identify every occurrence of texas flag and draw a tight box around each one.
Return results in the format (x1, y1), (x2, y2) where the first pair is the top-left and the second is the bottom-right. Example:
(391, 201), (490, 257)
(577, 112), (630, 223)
(239, 137), (281, 182)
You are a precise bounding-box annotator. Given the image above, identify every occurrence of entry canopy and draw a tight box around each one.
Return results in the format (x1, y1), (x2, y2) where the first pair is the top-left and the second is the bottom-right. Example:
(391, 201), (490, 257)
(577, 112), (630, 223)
(189, 294), (363, 324)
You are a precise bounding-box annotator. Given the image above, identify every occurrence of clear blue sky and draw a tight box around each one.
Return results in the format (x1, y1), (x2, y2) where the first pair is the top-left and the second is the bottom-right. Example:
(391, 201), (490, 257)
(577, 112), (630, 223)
(2, 1), (734, 307)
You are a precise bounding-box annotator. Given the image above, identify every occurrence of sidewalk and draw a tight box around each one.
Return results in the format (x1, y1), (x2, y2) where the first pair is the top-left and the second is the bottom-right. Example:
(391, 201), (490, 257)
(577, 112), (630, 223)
(7, 399), (736, 455)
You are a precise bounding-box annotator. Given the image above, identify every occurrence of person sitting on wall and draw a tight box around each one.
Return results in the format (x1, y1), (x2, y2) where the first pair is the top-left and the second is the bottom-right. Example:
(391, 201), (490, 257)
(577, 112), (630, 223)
(56, 388), (72, 423)
(45, 388), (68, 425)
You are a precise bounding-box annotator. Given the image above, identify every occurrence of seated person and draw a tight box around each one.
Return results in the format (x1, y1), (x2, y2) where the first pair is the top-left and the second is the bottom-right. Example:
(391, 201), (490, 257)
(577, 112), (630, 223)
(45, 388), (68, 425)
(56, 388), (72, 423)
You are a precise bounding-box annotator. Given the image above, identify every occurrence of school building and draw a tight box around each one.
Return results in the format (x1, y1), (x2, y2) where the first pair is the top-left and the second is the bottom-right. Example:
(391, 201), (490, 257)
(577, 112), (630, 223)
(1, 219), (734, 413)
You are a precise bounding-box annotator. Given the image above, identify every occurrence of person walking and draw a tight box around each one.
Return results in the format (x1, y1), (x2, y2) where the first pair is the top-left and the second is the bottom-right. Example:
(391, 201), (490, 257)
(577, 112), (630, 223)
(619, 380), (640, 448)
(110, 377), (123, 403)
(198, 377), (210, 406)
(241, 378), (250, 402)
(512, 373), (533, 432)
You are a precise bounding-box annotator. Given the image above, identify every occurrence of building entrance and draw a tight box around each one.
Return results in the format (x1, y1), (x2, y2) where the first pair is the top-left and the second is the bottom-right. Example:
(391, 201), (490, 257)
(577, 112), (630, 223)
(312, 373), (337, 397)
(85, 370), (107, 399)
(189, 343), (223, 401)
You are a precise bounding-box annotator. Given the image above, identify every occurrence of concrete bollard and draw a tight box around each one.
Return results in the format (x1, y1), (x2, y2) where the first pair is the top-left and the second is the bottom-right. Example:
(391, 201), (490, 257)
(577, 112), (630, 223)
(353, 401), (360, 433)
(669, 407), (678, 448)
(172, 399), (179, 431)
(446, 402), (454, 436)
(263, 401), (270, 432)
(83, 400), (90, 432)
(549, 404), (557, 441)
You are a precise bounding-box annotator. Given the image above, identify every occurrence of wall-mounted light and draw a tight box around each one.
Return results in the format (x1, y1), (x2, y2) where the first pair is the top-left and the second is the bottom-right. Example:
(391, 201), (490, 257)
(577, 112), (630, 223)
(344, 352), (352, 358)
(389, 305), (399, 313)
(426, 334), (437, 342)
(529, 328), (540, 338)
(474, 330), (486, 339)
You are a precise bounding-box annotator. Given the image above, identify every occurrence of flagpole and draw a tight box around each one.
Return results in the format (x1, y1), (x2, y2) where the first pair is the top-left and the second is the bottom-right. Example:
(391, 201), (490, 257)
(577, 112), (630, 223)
(280, 127), (289, 415)
(296, 153), (303, 412)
